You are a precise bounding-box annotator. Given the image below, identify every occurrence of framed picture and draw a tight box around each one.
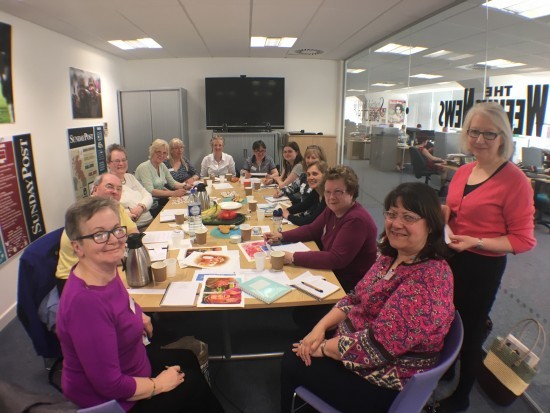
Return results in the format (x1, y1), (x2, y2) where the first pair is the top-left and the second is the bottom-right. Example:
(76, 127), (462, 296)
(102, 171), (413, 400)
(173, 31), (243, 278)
(70, 67), (103, 118)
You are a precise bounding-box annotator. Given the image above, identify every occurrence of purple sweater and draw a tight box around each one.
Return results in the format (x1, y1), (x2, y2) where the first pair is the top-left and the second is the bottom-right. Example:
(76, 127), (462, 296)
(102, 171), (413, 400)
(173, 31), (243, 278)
(282, 202), (378, 290)
(56, 268), (150, 411)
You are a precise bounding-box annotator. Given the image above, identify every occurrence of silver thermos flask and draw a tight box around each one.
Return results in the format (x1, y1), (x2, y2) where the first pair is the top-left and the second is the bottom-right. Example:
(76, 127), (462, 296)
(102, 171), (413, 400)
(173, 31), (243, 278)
(123, 233), (152, 288)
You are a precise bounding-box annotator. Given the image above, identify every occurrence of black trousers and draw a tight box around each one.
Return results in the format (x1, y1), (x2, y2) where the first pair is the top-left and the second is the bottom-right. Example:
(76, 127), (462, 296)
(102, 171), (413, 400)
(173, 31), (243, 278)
(447, 250), (507, 404)
(130, 343), (224, 413)
(280, 348), (398, 413)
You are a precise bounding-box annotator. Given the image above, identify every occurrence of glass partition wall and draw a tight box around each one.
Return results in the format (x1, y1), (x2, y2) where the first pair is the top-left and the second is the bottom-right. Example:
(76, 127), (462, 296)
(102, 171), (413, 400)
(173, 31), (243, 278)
(343, 0), (549, 409)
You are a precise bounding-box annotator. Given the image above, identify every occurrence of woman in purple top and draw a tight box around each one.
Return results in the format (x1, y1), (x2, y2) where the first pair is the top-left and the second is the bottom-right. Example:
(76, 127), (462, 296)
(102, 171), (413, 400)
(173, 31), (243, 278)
(56, 197), (223, 412)
(280, 182), (455, 412)
(265, 165), (377, 292)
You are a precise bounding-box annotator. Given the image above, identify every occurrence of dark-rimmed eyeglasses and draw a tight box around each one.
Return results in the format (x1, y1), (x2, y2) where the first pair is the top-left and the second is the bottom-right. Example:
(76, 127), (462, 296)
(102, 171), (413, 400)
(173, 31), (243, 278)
(75, 226), (128, 244)
(325, 189), (346, 198)
(467, 129), (499, 140)
(109, 158), (127, 164)
(383, 211), (422, 224)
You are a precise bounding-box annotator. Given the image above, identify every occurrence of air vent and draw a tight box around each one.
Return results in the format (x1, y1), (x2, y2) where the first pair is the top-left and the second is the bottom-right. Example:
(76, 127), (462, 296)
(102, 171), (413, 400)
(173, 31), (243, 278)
(294, 48), (324, 55)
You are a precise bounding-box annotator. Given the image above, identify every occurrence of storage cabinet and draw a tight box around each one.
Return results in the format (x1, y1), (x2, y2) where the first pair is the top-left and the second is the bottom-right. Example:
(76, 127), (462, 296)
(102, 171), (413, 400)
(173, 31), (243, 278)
(346, 139), (370, 160)
(118, 88), (188, 173)
(370, 134), (399, 171)
(284, 134), (338, 167)
(216, 132), (281, 174)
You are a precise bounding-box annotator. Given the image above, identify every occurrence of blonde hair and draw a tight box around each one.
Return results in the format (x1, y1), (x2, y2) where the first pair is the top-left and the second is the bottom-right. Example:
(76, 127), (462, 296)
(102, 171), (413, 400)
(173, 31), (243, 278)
(168, 138), (185, 164)
(148, 139), (169, 160)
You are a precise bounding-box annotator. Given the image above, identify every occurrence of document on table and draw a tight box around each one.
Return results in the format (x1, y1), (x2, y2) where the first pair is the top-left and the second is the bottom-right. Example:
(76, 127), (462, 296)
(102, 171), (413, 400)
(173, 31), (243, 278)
(265, 195), (289, 203)
(160, 281), (201, 306)
(160, 209), (187, 222)
(143, 231), (174, 244)
(288, 271), (340, 300)
(270, 242), (311, 253)
(213, 182), (234, 190)
(146, 245), (168, 261)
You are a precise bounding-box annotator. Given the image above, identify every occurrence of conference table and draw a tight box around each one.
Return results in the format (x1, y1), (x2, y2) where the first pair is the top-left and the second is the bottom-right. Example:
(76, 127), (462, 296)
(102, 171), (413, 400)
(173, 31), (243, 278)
(125, 180), (345, 359)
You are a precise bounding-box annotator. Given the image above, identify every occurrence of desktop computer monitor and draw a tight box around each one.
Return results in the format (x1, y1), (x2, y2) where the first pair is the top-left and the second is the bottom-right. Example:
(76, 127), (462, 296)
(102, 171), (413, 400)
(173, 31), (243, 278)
(522, 147), (543, 169)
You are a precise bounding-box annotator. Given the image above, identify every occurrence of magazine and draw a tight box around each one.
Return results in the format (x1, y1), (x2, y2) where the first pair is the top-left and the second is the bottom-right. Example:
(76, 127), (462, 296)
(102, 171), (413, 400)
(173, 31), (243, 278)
(182, 250), (239, 271)
(196, 275), (244, 308)
(177, 245), (227, 266)
(237, 240), (270, 262)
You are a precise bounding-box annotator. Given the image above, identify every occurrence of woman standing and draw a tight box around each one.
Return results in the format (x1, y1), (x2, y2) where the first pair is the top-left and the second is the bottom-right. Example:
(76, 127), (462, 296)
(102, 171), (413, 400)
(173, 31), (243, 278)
(135, 139), (188, 217)
(441, 102), (536, 412)
(200, 135), (236, 178)
(107, 144), (153, 229)
(281, 182), (454, 412)
(268, 142), (303, 189)
(283, 160), (328, 226)
(56, 197), (223, 412)
(265, 165), (377, 293)
(164, 138), (199, 185)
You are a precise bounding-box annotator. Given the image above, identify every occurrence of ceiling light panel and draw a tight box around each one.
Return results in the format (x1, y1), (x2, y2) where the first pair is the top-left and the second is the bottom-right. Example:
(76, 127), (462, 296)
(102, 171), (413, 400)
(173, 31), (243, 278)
(484, 0), (550, 19)
(410, 73), (443, 79)
(375, 42), (427, 55)
(347, 69), (366, 74)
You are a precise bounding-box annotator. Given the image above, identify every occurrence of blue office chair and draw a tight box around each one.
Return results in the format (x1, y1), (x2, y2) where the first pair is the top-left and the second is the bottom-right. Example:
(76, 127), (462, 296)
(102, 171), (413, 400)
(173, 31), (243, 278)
(77, 400), (125, 413)
(291, 312), (464, 413)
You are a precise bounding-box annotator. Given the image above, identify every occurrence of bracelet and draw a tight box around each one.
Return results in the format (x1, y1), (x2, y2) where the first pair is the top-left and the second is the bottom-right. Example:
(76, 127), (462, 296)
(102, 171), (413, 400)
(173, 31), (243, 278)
(476, 238), (484, 250)
(148, 378), (156, 399)
(320, 339), (327, 357)
(139, 204), (146, 212)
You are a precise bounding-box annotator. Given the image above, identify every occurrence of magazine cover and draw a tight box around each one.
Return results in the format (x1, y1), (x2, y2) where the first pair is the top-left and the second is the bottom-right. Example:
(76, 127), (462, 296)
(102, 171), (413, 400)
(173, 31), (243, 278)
(237, 240), (270, 262)
(197, 275), (244, 307)
(182, 250), (239, 270)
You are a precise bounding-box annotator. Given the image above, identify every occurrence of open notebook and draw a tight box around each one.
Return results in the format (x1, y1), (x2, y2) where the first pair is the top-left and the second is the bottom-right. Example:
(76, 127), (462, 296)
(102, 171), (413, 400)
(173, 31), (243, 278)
(288, 271), (340, 300)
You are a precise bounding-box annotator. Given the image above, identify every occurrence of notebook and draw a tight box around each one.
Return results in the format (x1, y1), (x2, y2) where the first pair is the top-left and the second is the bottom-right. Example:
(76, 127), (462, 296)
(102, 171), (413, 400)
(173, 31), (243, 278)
(160, 281), (201, 307)
(238, 275), (293, 304)
(288, 272), (340, 300)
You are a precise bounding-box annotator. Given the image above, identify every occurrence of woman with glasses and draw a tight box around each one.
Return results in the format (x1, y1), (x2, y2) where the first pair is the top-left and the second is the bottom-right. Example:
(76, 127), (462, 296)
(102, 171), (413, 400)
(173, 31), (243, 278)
(240, 139), (278, 178)
(440, 102), (536, 413)
(57, 197), (223, 412)
(267, 142), (303, 188)
(135, 139), (188, 218)
(283, 160), (328, 226)
(276, 145), (327, 204)
(281, 182), (455, 413)
(264, 165), (377, 293)
(164, 138), (199, 185)
(107, 144), (153, 229)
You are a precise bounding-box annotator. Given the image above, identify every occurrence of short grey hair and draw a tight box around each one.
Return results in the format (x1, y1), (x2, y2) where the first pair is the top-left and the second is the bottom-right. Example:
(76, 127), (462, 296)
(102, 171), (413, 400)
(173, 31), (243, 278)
(65, 197), (119, 240)
(106, 143), (126, 162)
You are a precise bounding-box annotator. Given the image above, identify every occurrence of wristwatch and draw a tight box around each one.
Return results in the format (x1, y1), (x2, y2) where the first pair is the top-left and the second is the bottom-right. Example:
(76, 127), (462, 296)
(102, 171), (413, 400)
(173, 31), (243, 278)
(476, 238), (484, 250)
(320, 339), (327, 357)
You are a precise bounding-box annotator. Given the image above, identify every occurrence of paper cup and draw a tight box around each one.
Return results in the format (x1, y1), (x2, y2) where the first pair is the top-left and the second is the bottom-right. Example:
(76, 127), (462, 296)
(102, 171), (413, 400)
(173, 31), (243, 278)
(270, 250), (285, 271)
(230, 234), (241, 244)
(256, 209), (265, 221)
(195, 228), (208, 245)
(253, 181), (261, 190)
(244, 187), (253, 196)
(240, 224), (252, 241)
(225, 173), (233, 181)
(248, 200), (258, 212)
(254, 252), (266, 271)
(170, 230), (183, 249)
(151, 261), (167, 282)
(165, 258), (177, 278)
(174, 213), (185, 225)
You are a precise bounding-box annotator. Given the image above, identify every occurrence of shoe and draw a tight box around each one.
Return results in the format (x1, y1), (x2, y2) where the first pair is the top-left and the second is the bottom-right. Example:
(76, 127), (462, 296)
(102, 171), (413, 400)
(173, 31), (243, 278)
(436, 395), (470, 413)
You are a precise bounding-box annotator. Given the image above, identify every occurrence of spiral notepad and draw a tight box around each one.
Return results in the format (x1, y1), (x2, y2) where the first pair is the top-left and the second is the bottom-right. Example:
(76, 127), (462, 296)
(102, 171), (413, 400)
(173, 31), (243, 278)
(239, 275), (292, 304)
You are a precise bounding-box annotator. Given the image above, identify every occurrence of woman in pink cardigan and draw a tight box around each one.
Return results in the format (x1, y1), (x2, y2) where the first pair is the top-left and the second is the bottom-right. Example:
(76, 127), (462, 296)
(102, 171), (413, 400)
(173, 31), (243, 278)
(440, 102), (536, 413)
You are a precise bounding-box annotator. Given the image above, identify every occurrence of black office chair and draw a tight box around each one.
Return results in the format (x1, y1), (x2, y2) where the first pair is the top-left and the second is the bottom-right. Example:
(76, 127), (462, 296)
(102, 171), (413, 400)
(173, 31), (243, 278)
(409, 146), (433, 184)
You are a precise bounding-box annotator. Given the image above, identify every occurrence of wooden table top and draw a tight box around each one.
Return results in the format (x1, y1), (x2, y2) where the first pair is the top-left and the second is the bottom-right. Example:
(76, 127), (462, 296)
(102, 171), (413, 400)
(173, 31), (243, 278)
(126, 181), (345, 312)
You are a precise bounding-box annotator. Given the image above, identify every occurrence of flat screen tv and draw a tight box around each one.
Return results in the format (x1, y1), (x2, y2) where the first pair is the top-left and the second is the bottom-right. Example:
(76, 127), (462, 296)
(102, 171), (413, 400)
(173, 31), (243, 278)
(205, 77), (285, 130)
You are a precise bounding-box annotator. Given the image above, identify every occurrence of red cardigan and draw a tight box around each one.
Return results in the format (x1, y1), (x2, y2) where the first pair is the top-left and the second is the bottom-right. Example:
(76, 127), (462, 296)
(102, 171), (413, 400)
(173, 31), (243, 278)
(446, 161), (536, 256)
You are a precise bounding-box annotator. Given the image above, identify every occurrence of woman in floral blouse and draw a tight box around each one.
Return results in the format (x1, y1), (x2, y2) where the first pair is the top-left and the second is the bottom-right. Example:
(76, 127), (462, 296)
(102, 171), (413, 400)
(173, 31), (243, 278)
(280, 182), (455, 412)
(164, 138), (199, 185)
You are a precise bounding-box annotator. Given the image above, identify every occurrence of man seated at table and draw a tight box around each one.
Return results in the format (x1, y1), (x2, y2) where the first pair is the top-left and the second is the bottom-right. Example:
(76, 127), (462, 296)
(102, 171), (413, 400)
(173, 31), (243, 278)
(55, 173), (138, 292)
(240, 139), (279, 179)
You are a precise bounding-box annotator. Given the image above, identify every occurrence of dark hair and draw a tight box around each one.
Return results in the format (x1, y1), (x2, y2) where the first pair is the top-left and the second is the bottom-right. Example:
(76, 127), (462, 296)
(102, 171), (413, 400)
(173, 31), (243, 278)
(106, 143), (126, 162)
(282, 142), (303, 180)
(324, 165), (359, 200)
(378, 182), (448, 260)
(65, 197), (119, 241)
(252, 140), (266, 151)
(394, 103), (404, 112)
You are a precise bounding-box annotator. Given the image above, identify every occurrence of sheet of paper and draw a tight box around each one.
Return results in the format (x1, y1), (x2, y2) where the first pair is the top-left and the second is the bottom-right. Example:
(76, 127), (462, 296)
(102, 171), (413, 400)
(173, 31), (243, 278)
(444, 224), (452, 244)
(193, 270), (237, 282)
(182, 250), (240, 271)
(147, 246), (167, 262)
(127, 288), (166, 295)
(160, 208), (187, 222)
(161, 281), (201, 306)
(213, 182), (234, 190)
(270, 242), (311, 253)
(288, 271), (340, 300)
(143, 231), (174, 244)
(265, 195), (289, 203)
(178, 246), (228, 265)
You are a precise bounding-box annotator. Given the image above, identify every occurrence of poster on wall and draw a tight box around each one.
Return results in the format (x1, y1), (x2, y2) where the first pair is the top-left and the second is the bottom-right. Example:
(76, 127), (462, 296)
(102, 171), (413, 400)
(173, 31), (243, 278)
(68, 126), (106, 200)
(0, 22), (15, 123)
(388, 99), (406, 124)
(69, 67), (103, 119)
(0, 134), (46, 263)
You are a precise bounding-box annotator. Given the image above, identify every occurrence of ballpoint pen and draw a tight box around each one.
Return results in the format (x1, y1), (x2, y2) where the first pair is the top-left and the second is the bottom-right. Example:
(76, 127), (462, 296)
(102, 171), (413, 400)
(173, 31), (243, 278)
(301, 281), (323, 293)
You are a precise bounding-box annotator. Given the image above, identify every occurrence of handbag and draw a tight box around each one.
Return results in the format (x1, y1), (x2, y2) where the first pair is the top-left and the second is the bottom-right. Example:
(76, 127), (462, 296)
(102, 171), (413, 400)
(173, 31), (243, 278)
(478, 318), (546, 406)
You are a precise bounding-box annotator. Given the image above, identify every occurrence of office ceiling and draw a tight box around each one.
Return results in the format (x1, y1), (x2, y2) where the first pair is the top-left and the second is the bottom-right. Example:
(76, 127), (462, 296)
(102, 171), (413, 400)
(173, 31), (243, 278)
(0, 0), (459, 61)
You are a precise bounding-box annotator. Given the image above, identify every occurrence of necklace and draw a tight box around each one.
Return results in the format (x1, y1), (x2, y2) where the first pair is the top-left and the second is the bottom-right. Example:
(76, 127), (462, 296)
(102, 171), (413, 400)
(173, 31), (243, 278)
(376, 255), (417, 282)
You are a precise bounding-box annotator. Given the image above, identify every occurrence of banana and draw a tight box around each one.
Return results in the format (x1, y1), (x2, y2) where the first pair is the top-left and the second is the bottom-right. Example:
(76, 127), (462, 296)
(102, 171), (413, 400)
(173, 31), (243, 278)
(201, 201), (220, 220)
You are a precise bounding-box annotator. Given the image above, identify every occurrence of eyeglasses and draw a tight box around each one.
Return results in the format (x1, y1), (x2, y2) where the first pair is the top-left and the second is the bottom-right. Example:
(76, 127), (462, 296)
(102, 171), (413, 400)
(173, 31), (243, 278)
(383, 211), (422, 224)
(467, 129), (500, 140)
(75, 226), (128, 244)
(110, 159), (127, 164)
(103, 183), (122, 192)
(254, 149), (266, 154)
(325, 189), (346, 198)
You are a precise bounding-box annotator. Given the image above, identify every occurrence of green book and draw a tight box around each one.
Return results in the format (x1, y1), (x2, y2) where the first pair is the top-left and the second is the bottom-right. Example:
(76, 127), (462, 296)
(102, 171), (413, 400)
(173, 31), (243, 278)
(238, 275), (293, 304)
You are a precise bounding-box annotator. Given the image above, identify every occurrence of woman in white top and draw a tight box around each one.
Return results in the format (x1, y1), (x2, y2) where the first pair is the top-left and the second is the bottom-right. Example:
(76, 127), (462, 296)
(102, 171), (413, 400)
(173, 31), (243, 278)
(107, 144), (153, 229)
(200, 135), (236, 178)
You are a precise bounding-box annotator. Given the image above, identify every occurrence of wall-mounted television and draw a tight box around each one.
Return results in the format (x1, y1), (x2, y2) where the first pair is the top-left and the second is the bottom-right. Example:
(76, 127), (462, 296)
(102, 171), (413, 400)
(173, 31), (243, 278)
(205, 77), (284, 131)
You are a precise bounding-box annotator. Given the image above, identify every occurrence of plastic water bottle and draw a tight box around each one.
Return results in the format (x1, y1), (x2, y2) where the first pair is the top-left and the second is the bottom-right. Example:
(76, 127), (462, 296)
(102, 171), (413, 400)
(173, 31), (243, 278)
(187, 188), (203, 241)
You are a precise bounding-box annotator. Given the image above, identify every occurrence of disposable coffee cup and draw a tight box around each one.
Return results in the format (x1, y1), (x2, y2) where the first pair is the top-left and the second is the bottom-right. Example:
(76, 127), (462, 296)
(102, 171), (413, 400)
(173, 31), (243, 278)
(225, 173), (233, 181)
(174, 213), (185, 225)
(253, 181), (261, 190)
(240, 224), (252, 241)
(254, 252), (266, 271)
(151, 261), (167, 283)
(270, 250), (285, 271)
(165, 258), (177, 278)
(256, 209), (265, 221)
(195, 228), (208, 245)
(245, 187), (253, 196)
(248, 200), (258, 212)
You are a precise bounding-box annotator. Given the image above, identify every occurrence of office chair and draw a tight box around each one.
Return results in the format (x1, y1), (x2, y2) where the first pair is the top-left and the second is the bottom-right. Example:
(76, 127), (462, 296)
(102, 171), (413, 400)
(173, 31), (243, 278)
(77, 400), (125, 413)
(409, 146), (433, 184)
(291, 312), (464, 413)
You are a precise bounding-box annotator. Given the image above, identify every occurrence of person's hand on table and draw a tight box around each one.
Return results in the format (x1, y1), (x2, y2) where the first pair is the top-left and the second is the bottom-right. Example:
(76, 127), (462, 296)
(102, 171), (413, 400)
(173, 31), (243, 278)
(283, 252), (294, 265)
(171, 188), (187, 197)
(448, 234), (478, 252)
(142, 313), (153, 338)
(263, 231), (282, 244)
(273, 189), (283, 198)
(292, 325), (326, 366)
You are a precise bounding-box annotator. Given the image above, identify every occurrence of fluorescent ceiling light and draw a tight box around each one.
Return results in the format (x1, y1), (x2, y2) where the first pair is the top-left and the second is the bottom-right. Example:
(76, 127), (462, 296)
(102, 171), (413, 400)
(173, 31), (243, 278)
(372, 82), (396, 87)
(374, 43), (427, 55)
(251, 36), (297, 48)
(108, 37), (162, 50)
(484, 0), (550, 19)
(347, 89), (366, 92)
(424, 50), (451, 58)
(447, 53), (474, 61)
(410, 73), (443, 79)
(481, 59), (526, 68)
(347, 69), (366, 74)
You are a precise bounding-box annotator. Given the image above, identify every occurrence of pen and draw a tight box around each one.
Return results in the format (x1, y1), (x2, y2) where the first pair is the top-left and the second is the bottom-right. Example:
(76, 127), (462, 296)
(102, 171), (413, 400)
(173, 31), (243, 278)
(301, 281), (323, 293)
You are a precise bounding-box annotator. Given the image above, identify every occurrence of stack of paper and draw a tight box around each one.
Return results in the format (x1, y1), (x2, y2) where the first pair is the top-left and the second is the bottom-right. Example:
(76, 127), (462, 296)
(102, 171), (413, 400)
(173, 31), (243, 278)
(270, 242), (311, 253)
(160, 281), (201, 306)
(288, 271), (340, 300)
